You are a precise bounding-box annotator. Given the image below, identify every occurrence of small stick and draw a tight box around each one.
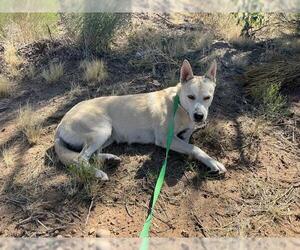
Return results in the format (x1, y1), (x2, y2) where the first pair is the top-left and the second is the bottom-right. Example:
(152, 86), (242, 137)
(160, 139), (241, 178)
(85, 198), (94, 226)
(125, 202), (133, 218)
(70, 211), (82, 221)
(140, 203), (175, 229)
(192, 213), (209, 237)
(43, 226), (67, 235)
(36, 219), (49, 230)
(17, 216), (33, 226)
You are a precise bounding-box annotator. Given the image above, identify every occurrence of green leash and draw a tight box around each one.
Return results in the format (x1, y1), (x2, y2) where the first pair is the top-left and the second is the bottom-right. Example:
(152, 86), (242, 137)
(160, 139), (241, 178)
(139, 94), (180, 250)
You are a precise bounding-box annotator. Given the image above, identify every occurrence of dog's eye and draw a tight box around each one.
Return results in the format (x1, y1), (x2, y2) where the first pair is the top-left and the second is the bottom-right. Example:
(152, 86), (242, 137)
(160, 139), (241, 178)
(204, 96), (211, 101)
(188, 95), (195, 100)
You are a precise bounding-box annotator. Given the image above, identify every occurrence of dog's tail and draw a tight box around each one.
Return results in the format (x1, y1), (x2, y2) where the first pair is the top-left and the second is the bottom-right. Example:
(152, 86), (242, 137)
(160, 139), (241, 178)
(54, 137), (79, 166)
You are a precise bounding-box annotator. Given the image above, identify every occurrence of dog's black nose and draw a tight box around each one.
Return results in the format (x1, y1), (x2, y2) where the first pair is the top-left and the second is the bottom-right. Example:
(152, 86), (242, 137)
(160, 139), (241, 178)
(194, 113), (204, 122)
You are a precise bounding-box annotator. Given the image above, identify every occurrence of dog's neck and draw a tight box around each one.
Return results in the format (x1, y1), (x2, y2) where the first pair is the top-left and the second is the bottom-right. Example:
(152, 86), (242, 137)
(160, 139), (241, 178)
(173, 84), (192, 121)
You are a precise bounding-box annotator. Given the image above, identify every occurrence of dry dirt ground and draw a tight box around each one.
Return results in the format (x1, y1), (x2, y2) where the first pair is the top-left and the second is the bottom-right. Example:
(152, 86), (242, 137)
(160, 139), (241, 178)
(0, 15), (299, 238)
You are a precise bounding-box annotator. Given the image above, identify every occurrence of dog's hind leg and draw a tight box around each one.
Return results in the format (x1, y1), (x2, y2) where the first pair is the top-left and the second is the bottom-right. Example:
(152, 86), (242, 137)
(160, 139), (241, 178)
(93, 134), (121, 165)
(78, 125), (113, 180)
(95, 152), (121, 165)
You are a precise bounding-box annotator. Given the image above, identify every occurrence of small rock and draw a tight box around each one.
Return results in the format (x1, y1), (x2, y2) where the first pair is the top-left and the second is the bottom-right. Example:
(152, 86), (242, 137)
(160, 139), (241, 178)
(56, 235), (63, 239)
(53, 230), (60, 236)
(152, 80), (161, 86)
(71, 229), (77, 235)
(181, 230), (189, 237)
(88, 228), (95, 235)
(96, 229), (111, 238)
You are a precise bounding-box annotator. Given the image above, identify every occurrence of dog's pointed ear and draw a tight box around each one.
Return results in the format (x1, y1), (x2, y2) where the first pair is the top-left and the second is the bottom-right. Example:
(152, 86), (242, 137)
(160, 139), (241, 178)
(180, 59), (194, 83)
(205, 60), (217, 82)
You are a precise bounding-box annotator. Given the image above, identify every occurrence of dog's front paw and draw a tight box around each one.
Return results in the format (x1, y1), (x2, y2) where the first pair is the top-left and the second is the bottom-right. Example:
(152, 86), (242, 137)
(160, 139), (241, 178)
(207, 159), (227, 175)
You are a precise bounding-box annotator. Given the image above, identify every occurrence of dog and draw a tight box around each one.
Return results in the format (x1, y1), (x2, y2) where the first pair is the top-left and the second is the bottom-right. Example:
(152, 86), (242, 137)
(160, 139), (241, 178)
(55, 59), (227, 180)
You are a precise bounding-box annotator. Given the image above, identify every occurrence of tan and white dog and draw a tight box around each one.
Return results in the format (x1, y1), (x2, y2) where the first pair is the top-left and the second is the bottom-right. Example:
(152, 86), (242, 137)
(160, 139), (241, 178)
(55, 59), (226, 180)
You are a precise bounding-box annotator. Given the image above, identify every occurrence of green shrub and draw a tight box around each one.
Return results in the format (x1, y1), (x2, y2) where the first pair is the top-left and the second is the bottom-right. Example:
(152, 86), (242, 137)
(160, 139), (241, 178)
(252, 83), (286, 118)
(243, 59), (299, 119)
(235, 12), (265, 37)
(61, 13), (129, 55)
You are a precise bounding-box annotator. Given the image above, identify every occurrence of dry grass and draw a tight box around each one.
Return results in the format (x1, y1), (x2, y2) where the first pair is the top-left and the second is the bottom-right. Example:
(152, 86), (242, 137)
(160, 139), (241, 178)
(0, 14), (60, 45)
(68, 163), (103, 198)
(230, 36), (256, 49)
(41, 62), (64, 83)
(69, 83), (83, 97)
(27, 64), (36, 79)
(193, 122), (226, 155)
(164, 68), (178, 87)
(17, 104), (43, 145)
(243, 58), (300, 118)
(80, 59), (108, 83)
(241, 177), (299, 224)
(194, 13), (242, 41)
(1, 146), (16, 167)
(0, 76), (14, 97)
(3, 42), (23, 67)
(3, 42), (23, 76)
(127, 26), (214, 72)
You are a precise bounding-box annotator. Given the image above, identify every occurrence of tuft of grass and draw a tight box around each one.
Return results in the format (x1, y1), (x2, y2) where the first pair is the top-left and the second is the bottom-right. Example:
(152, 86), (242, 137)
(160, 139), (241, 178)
(1, 146), (16, 167)
(67, 163), (103, 198)
(17, 104), (43, 145)
(260, 83), (287, 118)
(3, 42), (23, 76)
(243, 59), (300, 118)
(41, 62), (64, 83)
(68, 164), (96, 185)
(80, 59), (108, 83)
(27, 64), (36, 79)
(0, 76), (14, 97)
(69, 83), (83, 97)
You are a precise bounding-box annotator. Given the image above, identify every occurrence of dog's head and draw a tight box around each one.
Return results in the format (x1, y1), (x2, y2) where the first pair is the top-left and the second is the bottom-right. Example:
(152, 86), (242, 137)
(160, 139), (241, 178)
(178, 59), (217, 123)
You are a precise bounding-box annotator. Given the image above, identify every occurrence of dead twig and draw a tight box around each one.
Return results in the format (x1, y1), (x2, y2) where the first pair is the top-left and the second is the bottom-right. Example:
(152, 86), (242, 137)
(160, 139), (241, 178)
(140, 203), (175, 229)
(70, 211), (82, 221)
(125, 202), (133, 218)
(85, 197), (94, 226)
(17, 216), (34, 226)
(36, 219), (49, 230)
(36, 226), (67, 236)
(17, 212), (47, 227)
(192, 212), (209, 237)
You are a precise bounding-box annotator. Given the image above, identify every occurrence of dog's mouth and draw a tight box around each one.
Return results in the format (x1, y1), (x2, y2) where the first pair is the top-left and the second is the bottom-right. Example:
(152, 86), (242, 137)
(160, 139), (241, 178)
(194, 120), (207, 129)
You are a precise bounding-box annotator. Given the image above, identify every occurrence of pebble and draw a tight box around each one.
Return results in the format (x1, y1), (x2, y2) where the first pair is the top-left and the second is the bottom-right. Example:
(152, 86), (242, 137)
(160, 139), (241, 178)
(88, 228), (95, 235)
(96, 229), (111, 238)
(181, 230), (189, 237)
